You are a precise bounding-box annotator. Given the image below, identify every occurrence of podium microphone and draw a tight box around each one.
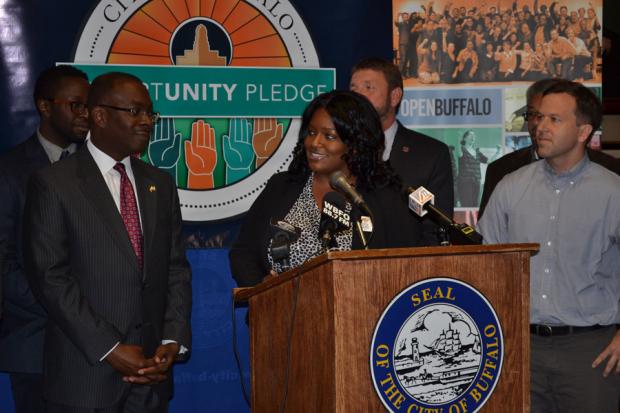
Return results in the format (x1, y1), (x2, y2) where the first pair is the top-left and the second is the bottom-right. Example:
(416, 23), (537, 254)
(406, 186), (483, 245)
(329, 171), (373, 217)
(319, 192), (351, 250)
(269, 218), (301, 271)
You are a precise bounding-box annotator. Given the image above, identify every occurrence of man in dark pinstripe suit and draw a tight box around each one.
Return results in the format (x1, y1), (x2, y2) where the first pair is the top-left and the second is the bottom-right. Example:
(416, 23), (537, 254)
(0, 65), (89, 413)
(23, 72), (192, 413)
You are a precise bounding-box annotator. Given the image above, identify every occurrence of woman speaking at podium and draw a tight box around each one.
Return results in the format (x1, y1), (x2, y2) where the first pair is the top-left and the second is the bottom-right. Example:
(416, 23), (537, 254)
(230, 90), (423, 287)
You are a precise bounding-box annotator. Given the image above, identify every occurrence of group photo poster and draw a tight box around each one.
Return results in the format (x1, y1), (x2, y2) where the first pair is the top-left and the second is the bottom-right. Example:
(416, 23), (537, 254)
(392, 0), (603, 224)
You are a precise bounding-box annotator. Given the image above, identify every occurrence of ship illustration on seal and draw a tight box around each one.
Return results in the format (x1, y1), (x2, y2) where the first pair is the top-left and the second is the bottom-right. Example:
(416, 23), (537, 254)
(393, 304), (483, 404)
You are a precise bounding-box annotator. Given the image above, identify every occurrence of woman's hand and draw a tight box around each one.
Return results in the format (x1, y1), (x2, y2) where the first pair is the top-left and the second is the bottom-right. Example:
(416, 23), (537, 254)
(264, 270), (279, 281)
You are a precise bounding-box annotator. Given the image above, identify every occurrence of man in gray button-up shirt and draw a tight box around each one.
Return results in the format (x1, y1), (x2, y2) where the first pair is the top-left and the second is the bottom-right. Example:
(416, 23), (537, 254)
(478, 80), (620, 412)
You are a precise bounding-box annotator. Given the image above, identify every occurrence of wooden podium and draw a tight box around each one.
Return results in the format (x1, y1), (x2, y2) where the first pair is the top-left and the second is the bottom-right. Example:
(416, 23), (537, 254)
(234, 244), (538, 412)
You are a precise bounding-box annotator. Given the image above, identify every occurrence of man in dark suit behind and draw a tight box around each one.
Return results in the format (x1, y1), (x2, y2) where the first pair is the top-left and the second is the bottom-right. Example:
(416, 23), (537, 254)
(23, 72), (192, 412)
(0, 65), (89, 413)
(479, 78), (620, 217)
(350, 58), (454, 244)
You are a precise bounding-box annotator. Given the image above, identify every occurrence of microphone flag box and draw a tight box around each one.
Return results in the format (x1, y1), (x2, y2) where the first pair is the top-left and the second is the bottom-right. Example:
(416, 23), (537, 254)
(408, 186), (435, 217)
(323, 200), (351, 228)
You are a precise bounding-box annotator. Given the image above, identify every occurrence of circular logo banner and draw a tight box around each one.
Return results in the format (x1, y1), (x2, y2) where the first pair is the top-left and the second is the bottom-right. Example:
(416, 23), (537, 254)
(371, 278), (504, 413)
(73, 0), (320, 221)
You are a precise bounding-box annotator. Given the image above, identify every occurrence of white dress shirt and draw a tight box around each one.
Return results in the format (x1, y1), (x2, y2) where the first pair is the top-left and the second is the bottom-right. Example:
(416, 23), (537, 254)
(383, 121), (398, 161)
(87, 139), (141, 219)
(86, 140), (184, 360)
(37, 129), (77, 163)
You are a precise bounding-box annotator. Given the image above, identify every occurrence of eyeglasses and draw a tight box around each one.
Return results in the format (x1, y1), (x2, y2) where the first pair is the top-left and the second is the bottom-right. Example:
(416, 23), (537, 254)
(529, 112), (566, 125)
(46, 98), (88, 115)
(97, 104), (160, 123)
(524, 110), (540, 122)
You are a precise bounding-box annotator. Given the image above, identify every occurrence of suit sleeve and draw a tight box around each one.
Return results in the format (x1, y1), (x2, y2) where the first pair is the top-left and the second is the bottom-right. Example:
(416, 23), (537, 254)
(0, 167), (47, 322)
(588, 149), (620, 176)
(372, 187), (424, 249)
(430, 142), (455, 218)
(23, 173), (122, 365)
(162, 181), (192, 351)
(478, 161), (502, 218)
(420, 142), (454, 246)
(229, 176), (280, 287)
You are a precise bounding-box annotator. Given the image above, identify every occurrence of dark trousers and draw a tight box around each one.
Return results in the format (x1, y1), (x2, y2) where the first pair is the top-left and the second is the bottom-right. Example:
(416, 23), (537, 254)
(572, 55), (591, 79)
(46, 384), (168, 413)
(531, 326), (620, 413)
(552, 57), (573, 79)
(9, 372), (45, 413)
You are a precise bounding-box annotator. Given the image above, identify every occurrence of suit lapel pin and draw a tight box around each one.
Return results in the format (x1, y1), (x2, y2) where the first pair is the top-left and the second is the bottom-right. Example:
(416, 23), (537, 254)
(149, 185), (156, 193)
(402, 146), (410, 153)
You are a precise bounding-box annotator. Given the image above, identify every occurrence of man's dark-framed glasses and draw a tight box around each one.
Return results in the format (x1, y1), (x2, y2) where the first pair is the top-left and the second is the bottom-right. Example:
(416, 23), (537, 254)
(98, 104), (160, 123)
(46, 98), (87, 115)
(524, 110), (540, 122)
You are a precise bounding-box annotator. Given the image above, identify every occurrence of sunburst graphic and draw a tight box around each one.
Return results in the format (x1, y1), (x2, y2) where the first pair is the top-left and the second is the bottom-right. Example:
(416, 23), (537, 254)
(74, 0), (320, 220)
(107, 0), (291, 67)
(100, 0), (294, 193)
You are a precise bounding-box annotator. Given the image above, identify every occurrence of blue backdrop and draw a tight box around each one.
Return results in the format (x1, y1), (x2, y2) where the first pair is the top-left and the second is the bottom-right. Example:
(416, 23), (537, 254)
(0, 1), (392, 411)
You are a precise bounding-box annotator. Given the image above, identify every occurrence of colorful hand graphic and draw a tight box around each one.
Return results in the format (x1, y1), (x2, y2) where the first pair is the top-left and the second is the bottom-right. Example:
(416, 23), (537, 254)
(252, 118), (283, 168)
(184, 120), (217, 189)
(148, 118), (182, 182)
(222, 118), (254, 184)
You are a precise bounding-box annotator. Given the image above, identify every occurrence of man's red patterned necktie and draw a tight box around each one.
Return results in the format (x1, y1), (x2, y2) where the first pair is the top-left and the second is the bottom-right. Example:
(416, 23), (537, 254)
(113, 163), (143, 268)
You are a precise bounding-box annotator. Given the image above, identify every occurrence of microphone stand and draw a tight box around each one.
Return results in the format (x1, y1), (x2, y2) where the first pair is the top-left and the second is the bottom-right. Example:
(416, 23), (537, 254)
(319, 227), (338, 253)
(406, 186), (483, 245)
(431, 217), (482, 246)
(270, 232), (293, 271)
(355, 221), (368, 250)
(351, 207), (372, 250)
(411, 194), (482, 245)
(437, 226), (450, 246)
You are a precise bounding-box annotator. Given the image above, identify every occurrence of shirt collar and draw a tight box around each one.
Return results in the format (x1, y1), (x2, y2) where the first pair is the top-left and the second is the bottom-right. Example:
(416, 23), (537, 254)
(543, 153), (589, 182)
(382, 121), (399, 161)
(86, 139), (133, 177)
(37, 129), (77, 163)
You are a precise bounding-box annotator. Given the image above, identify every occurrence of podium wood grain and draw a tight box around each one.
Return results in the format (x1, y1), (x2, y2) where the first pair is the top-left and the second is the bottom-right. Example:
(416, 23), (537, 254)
(234, 244), (538, 412)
